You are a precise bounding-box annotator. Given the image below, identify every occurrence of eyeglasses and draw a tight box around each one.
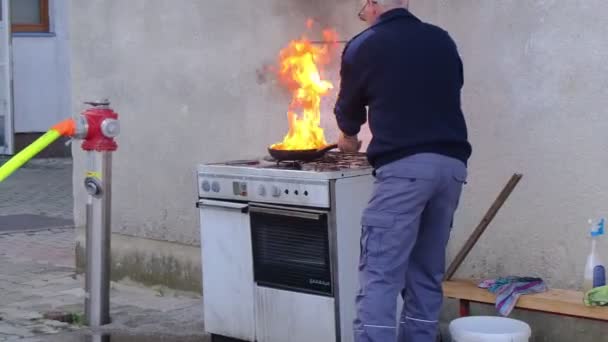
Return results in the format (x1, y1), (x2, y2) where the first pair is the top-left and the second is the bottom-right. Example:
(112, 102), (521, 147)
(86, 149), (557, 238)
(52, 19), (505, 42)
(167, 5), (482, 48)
(358, 0), (378, 21)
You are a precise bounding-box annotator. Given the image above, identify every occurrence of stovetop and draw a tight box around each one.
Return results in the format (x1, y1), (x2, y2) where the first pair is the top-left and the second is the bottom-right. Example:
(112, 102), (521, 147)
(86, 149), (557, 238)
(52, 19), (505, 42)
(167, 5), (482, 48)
(199, 152), (373, 180)
(224, 152), (369, 171)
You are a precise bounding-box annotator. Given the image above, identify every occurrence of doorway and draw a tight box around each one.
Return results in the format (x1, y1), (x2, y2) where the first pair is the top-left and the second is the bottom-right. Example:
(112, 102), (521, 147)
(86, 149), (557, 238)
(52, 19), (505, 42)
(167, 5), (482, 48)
(0, 0), (14, 155)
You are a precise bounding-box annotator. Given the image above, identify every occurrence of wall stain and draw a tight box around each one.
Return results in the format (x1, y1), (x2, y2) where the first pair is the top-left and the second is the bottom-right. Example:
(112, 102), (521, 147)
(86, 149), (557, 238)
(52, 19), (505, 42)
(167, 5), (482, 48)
(76, 241), (202, 293)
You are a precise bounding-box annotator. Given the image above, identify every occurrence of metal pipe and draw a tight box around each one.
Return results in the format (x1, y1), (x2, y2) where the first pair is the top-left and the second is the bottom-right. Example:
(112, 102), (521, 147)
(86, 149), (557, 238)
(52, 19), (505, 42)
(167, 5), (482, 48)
(85, 151), (112, 326)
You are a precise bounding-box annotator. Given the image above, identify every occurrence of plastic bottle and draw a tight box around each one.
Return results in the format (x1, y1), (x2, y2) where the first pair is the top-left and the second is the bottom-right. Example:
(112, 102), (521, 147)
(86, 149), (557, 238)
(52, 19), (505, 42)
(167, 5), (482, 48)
(583, 218), (606, 293)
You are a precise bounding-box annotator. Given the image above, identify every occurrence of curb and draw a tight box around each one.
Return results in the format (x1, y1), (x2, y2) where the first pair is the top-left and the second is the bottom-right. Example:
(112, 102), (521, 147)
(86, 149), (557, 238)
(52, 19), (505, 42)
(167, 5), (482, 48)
(0, 225), (75, 236)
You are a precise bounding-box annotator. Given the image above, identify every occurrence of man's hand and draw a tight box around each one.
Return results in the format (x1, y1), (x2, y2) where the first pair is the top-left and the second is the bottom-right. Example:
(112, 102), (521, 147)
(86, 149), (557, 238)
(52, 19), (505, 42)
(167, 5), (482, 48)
(338, 132), (362, 153)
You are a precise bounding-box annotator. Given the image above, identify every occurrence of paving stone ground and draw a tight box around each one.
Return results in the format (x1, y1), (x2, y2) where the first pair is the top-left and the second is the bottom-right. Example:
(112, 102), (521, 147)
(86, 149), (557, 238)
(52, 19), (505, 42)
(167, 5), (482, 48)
(0, 158), (207, 341)
(0, 229), (206, 341)
(0, 158), (73, 220)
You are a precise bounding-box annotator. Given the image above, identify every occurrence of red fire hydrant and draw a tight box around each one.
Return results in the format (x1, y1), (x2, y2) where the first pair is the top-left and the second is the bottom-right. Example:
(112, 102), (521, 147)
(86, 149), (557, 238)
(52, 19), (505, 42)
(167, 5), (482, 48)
(75, 99), (120, 327)
(77, 100), (120, 151)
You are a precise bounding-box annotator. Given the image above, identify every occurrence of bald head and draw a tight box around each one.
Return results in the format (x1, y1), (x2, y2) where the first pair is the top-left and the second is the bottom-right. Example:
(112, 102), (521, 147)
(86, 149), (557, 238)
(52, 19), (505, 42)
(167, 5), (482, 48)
(375, 0), (408, 8)
(359, 0), (410, 24)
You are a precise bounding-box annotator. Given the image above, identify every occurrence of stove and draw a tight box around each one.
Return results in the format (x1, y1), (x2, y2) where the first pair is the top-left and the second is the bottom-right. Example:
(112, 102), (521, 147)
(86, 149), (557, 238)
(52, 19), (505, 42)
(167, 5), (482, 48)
(197, 152), (373, 209)
(196, 152), (375, 342)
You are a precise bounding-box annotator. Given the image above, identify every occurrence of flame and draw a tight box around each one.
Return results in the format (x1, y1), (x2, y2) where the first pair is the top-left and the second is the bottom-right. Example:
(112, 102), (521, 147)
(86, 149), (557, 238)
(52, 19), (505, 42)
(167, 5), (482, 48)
(306, 18), (315, 30)
(271, 22), (339, 151)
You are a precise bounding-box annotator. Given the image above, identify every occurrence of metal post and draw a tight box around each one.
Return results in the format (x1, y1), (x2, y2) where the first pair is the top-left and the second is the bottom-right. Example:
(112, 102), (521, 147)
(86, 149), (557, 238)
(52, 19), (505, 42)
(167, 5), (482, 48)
(76, 99), (119, 328)
(84, 151), (113, 326)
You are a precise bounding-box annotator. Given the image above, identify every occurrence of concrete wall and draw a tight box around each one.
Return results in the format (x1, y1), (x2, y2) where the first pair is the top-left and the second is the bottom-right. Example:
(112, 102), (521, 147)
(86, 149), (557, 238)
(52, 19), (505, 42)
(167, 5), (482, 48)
(13, 0), (70, 133)
(70, 0), (608, 340)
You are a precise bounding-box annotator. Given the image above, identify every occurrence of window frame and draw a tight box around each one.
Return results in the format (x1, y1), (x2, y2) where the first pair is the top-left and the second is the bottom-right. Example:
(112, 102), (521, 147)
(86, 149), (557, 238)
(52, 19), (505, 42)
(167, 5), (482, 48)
(11, 0), (49, 33)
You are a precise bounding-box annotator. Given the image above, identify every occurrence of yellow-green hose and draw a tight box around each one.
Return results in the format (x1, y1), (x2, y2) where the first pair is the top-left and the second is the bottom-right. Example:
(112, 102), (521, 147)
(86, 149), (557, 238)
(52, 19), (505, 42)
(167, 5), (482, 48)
(0, 129), (62, 182)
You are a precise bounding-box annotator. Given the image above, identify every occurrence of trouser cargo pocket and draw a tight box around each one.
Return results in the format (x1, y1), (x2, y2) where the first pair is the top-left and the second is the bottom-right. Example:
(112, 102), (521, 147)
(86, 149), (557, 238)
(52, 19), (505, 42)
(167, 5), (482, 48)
(360, 210), (396, 267)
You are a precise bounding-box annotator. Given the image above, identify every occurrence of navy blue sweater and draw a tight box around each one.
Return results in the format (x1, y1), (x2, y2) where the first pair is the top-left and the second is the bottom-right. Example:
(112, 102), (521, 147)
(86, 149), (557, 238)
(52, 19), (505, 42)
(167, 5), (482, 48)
(334, 9), (472, 168)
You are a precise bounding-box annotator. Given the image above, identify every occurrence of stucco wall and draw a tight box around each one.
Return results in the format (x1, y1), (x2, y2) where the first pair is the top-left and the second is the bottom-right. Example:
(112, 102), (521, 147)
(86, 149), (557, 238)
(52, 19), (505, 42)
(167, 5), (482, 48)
(410, 0), (608, 289)
(412, 2), (608, 338)
(69, 0), (365, 244)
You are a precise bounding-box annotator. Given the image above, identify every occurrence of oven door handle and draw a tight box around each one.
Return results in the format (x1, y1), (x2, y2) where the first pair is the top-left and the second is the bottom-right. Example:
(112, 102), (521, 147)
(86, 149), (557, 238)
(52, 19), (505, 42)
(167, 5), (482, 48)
(249, 205), (325, 221)
(196, 199), (249, 213)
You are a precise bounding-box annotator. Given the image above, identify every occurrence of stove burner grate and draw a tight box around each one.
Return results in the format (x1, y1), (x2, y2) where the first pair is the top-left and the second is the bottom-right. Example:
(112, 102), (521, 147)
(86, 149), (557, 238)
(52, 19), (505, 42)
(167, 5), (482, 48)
(222, 159), (261, 166)
(276, 161), (303, 170)
(259, 152), (369, 172)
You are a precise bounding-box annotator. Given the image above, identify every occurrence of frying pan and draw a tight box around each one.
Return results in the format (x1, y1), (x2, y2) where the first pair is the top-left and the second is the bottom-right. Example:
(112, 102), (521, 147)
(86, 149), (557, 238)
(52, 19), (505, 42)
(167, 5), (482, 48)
(268, 144), (338, 162)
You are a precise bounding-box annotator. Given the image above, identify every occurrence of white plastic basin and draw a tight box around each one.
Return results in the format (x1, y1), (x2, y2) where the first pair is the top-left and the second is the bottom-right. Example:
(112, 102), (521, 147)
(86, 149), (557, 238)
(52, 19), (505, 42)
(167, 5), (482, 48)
(449, 316), (532, 342)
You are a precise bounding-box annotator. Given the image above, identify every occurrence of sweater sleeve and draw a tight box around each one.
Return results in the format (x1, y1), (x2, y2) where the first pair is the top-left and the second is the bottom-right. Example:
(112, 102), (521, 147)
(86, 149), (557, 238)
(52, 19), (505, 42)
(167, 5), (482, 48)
(333, 43), (367, 136)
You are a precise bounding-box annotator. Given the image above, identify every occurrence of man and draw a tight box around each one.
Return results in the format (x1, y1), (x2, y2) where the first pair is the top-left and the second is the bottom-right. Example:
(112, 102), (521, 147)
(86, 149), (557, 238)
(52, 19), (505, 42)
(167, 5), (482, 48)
(333, 1), (472, 341)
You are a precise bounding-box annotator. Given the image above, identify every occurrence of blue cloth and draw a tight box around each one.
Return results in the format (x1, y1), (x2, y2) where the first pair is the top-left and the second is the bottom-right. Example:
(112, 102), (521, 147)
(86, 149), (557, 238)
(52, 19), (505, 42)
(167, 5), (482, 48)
(334, 8), (472, 169)
(478, 277), (548, 316)
(354, 153), (467, 342)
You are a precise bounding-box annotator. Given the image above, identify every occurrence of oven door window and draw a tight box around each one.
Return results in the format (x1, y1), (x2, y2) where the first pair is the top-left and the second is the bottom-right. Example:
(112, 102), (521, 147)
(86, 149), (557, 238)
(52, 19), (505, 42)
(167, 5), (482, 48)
(250, 206), (332, 297)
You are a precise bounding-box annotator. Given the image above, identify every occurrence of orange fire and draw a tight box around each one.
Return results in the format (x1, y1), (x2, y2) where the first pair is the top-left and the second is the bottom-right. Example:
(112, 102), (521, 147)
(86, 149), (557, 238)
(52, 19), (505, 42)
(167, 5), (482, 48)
(270, 23), (339, 151)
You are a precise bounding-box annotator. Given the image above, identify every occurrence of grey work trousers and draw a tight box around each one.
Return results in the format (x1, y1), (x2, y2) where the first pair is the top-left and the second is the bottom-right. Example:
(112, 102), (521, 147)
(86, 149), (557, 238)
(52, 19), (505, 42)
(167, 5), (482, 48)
(354, 153), (467, 342)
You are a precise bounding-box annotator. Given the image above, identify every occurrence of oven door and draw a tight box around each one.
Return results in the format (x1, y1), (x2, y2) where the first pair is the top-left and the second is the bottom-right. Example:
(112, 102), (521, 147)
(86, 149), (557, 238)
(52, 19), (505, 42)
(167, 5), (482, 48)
(250, 204), (333, 297)
(198, 199), (255, 341)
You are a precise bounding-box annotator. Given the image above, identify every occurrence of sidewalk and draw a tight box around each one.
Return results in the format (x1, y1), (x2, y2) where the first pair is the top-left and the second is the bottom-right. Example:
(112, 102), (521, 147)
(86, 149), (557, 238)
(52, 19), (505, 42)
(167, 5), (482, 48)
(0, 159), (207, 341)
(0, 228), (207, 341)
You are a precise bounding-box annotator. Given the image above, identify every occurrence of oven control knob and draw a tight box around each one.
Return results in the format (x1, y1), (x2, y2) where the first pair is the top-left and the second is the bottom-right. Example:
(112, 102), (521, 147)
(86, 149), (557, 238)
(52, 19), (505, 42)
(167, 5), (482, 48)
(271, 185), (281, 197)
(201, 180), (211, 192)
(258, 185), (266, 196)
(211, 181), (220, 193)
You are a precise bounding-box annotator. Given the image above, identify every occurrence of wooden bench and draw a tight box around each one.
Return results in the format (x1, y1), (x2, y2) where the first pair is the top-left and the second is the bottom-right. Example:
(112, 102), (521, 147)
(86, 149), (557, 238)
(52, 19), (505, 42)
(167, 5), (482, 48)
(443, 279), (608, 322)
